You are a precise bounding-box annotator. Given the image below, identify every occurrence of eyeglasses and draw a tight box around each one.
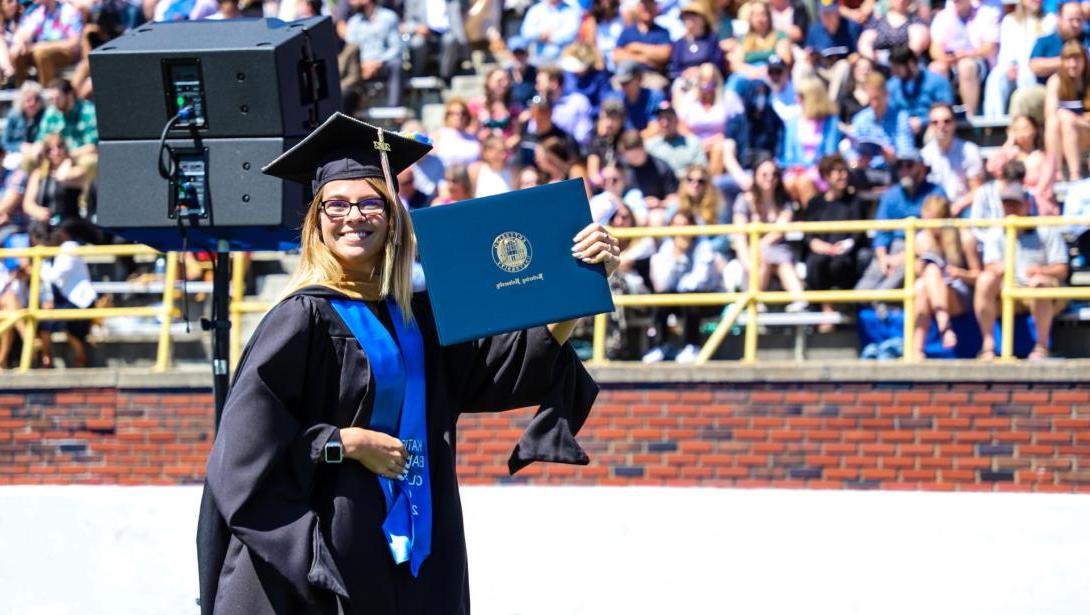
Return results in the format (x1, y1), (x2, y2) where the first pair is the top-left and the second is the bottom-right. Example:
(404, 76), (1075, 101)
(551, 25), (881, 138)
(686, 176), (707, 184)
(320, 198), (386, 219)
(929, 117), (954, 126)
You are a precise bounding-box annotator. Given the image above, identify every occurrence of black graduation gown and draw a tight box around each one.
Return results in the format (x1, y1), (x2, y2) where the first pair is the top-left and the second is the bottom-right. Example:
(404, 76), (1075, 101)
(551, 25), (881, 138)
(199, 285), (597, 615)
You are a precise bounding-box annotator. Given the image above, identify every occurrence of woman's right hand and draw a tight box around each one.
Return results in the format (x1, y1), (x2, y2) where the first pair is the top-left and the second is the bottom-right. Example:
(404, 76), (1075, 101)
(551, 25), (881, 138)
(339, 427), (408, 480)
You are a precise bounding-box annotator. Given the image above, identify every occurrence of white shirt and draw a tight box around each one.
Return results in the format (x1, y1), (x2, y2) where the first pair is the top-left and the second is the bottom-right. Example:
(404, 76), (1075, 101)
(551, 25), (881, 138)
(1063, 177), (1090, 236)
(41, 241), (96, 309)
(922, 138), (984, 203)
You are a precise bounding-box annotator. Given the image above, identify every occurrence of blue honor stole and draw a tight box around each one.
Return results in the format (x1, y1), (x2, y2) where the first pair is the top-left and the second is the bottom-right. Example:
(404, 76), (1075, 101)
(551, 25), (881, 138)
(329, 298), (432, 577)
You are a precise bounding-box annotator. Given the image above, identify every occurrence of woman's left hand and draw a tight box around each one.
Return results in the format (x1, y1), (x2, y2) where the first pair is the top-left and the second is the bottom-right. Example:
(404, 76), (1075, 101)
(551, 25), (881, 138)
(572, 222), (620, 278)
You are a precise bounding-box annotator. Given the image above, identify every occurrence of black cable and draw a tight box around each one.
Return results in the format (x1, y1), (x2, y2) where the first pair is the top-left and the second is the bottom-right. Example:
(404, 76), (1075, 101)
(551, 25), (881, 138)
(158, 106), (194, 181)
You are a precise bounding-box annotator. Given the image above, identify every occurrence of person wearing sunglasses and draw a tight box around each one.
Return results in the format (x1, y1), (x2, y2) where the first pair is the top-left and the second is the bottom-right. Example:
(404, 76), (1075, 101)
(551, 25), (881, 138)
(920, 102), (985, 218)
(855, 146), (946, 292)
(199, 114), (618, 615)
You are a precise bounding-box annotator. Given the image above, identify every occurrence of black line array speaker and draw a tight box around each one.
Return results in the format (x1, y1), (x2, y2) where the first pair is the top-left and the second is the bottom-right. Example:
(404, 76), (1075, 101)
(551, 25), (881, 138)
(89, 16), (342, 251)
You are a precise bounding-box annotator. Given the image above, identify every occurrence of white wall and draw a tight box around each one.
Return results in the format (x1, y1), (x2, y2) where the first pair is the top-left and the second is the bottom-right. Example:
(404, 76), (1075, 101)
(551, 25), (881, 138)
(1, 486), (1088, 615)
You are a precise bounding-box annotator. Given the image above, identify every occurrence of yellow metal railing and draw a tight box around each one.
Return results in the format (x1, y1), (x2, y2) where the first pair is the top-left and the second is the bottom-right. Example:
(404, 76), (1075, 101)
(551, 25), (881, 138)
(0, 244), (177, 371)
(2, 215), (1089, 370)
(600, 215), (1090, 365)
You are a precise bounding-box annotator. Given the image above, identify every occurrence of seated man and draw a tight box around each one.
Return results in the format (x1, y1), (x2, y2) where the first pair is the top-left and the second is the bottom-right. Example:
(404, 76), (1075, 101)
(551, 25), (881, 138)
(888, 46), (955, 137)
(921, 102), (985, 218)
(10, 0), (83, 86)
(928, 0), (1000, 117)
(605, 61), (666, 134)
(975, 185), (1069, 360)
(617, 129), (679, 227)
(855, 147), (945, 291)
(519, 0), (582, 68)
(536, 65), (593, 148)
(612, 0), (672, 83)
(797, 0), (860, 101)
(644, 102), (706, 178)
(847, 72), (914, 177)
(340, 0), (404, 108)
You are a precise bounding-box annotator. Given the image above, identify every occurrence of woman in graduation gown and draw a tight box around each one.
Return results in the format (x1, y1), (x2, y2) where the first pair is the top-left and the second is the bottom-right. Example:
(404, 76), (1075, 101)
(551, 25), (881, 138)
(197, 113), (620, 615)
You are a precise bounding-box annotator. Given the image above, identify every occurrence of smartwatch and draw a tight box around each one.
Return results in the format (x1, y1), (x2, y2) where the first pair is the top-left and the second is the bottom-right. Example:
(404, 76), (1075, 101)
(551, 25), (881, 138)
(323, 436), (344, 464)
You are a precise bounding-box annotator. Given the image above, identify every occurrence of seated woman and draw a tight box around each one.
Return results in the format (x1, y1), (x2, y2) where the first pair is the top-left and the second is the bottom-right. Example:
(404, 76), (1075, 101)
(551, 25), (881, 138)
(677, 164), (729, 253)
(676, 63), (742, 176)
(858, 0), (930, 63)
(727, 0), (792, 89)
(1044, 40), (1090, 181)
(837, 56), (876, 126)
(432, 98), (482, 169)
(432, 164), (472, 205)
(670, 1), (724, 81)
(780, 78), (841, 207)
(23, 133), (99, 245)
(468, 136), (513, 198)
(912, 194), (981, 360)
(731, 158), (808, 312)
(985, 114), (1056, 214)
(803, 155), (869, 329)
(982, 0), (1055, 118)
(471, 68), (523, 154)
(603, 197), (656, 359)
(646, 208), (726, 363)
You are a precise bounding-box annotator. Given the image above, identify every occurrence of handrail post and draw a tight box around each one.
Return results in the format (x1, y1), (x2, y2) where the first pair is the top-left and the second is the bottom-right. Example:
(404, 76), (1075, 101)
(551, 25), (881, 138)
(18, 249), (42, 371)
(230, 252), (246, 370)
(1000, 218), (1016, 361)
(743, 225), (761, 363)
(154, 252), (179, 372)
(902, 218), (917, 363)
(591, 312), (608, 364)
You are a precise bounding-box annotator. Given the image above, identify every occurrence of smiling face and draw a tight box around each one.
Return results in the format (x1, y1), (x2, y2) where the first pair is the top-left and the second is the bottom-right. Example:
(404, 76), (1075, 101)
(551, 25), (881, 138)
(754, 160), (780, 194)
(318, 179), (389, 278)
(1062, 49), (1085, 80)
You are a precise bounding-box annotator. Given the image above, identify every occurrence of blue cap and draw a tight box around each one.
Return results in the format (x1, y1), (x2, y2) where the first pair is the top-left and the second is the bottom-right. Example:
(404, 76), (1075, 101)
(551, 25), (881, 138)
(507, 35), (529, 53)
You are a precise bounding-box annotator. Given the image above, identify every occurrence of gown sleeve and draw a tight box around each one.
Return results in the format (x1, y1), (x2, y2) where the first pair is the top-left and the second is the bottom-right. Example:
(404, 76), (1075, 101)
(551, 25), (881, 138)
(205, 295), (348, 603)
(444, 319), (599, 475)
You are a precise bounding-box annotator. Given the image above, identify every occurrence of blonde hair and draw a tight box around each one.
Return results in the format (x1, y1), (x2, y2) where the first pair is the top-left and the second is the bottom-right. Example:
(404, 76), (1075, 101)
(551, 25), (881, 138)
(677, 164), (722, 225)
(921, 195), (965, 269)
(278, 177), (416, 322)
(798, 78), (838, 120)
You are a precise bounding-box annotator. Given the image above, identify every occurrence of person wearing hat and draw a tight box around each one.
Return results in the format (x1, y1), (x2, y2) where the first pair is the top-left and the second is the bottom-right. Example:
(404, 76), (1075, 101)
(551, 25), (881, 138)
(198, 113), (619, 614)
(559, 42), (613, 117)
(974, 181), (1068, 360)
(670, 1), (724, 80)
(606, 59), (667, 133)
(645, 101), (707, 177)
(855, 145), (946, 291)
(799, 0), (860, 101)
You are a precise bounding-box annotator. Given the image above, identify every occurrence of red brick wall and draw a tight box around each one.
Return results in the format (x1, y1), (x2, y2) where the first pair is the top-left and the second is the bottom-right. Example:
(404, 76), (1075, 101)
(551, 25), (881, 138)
(1, 382), (1088, 492)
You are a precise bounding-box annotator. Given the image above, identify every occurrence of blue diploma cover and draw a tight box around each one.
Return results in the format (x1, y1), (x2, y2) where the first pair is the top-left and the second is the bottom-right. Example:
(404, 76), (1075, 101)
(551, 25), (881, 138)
(411, 179), (615, 346)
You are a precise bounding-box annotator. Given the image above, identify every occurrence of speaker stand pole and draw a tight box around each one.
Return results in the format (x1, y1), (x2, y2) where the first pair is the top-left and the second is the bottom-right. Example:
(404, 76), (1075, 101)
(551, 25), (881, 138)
(196, 239), (232, 614)
(210, 239), (231, 428)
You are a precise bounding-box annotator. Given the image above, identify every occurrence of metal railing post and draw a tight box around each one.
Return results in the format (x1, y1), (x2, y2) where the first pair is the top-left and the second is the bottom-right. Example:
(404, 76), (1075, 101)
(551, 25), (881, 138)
(18, 249), (42, 371)
(1000, 219), (1017, 361)
(154, 252), (179, 372)
(902, 218), (918, 363)
(230, 252), (247, 370)
(743, 227), (761, 363)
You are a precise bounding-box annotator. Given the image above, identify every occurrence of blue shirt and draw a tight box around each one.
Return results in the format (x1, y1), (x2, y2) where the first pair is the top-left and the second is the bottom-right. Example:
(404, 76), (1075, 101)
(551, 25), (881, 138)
(669, 34), (724, 79)
(873, 181), (946, 251)
(804, 18), (861, 54)
(1029, 30), (1090, 83)
(616, 23), (672, 72)
(887, 69), (954, 122)
(849, 106), (915, 169)
(520, 0), (583, 66)
(564, 69), (614, 115)
(344, 6), (402, 63)
(2, 107), (42, 156)
(606, 87), (667, 131)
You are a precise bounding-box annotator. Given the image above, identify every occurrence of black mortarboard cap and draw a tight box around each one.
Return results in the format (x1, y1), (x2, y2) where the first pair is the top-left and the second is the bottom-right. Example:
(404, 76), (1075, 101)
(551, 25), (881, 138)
(262, 112), (433, 195)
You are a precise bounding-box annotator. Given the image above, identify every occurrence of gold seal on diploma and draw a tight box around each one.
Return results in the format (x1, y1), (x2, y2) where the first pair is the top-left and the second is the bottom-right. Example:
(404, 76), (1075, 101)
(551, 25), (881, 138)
(492, 232), (532, 273)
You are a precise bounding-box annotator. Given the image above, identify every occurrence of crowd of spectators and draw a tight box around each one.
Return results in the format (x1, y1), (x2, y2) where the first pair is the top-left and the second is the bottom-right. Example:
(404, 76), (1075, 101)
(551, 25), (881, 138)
(383, 0), (1090, 362)
(0, 0), (1089, 366)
